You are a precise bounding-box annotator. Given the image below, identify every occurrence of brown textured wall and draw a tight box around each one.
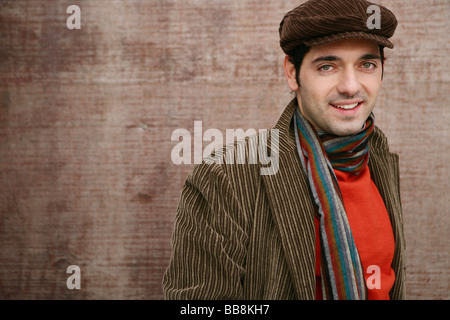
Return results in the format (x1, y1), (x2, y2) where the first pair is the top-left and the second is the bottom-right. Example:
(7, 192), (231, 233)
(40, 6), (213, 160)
(0, 0), (448, 299)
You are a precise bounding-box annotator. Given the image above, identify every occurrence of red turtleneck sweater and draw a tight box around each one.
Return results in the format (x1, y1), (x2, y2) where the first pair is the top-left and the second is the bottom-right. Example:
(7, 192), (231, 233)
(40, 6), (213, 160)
(315, 166), (396, 300)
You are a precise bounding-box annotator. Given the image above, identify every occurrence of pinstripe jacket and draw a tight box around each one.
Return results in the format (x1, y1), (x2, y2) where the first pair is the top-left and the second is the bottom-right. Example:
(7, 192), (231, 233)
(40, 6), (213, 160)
(163, 99), (406, 300)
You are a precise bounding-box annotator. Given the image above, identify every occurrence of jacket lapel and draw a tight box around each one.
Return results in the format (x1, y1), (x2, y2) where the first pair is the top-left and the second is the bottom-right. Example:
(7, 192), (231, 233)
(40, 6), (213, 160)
(260, 99), (317, 299)
(367, 131), (405, 299)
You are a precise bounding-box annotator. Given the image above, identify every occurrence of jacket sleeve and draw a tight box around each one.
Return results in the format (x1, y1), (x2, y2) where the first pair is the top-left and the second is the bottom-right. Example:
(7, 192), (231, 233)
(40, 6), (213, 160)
(162, 161), (249, 299)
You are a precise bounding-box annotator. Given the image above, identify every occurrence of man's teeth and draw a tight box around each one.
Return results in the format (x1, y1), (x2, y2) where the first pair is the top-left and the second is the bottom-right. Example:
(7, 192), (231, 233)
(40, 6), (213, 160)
(332, 103), (359, 109)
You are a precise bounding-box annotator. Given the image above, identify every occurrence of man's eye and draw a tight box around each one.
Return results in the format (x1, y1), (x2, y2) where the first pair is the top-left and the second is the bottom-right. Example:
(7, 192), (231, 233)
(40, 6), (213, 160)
(319, 65), (333, 71)
(362, 62), (376, 69)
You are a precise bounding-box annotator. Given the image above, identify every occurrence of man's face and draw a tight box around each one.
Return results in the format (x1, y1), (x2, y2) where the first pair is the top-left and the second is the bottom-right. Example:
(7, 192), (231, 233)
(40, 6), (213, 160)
(289, 39), (383, 136)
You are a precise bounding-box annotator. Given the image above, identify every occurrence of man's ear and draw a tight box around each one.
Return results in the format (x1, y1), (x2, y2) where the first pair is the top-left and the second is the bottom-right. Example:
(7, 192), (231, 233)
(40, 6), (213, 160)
(284, 55), (299, 92)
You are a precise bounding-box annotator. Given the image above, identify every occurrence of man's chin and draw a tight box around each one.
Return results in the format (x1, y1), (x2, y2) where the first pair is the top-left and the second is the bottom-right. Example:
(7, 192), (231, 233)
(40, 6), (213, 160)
(324, 120), (368, 136)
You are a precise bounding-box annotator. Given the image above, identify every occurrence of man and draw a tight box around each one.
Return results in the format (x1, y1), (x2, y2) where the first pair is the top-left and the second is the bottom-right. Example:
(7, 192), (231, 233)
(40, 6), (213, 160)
(163, 0), (405, 300)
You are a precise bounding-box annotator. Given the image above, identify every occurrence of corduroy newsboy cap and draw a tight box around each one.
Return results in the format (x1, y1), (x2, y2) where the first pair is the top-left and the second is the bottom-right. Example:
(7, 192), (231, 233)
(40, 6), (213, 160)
(279, 0), (398, 54)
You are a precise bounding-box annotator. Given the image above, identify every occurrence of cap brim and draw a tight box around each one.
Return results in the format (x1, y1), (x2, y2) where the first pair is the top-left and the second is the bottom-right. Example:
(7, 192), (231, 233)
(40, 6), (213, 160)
(304, 31), (394, 49)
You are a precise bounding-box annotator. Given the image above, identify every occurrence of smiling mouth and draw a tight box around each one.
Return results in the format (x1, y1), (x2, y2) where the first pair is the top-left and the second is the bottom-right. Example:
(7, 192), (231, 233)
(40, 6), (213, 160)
(330, 102), (362, 110)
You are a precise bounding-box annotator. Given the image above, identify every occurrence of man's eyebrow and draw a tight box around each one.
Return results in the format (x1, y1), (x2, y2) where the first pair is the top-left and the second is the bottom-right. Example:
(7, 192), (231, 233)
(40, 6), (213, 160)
(311, 53), (382, 65)
(360, 53), (381, 60)
(311, 55), (340, 64)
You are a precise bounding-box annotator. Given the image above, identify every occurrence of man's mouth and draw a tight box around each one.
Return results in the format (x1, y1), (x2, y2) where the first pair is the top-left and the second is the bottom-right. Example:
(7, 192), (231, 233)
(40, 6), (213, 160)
(330, 102), (363, 110)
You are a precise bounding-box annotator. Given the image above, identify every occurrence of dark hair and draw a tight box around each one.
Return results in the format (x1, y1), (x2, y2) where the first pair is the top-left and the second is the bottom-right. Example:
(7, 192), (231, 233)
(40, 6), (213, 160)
(287, 44), (311, 86)
(287, 44), (386, 86)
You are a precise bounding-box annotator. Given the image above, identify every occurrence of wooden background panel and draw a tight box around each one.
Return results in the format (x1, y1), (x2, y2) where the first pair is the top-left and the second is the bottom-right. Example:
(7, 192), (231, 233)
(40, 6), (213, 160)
(0, 0), (448, 299)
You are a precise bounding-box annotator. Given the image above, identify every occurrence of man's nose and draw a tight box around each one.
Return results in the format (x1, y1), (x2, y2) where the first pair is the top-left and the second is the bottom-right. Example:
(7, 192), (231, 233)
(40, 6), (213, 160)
(336, 69), (362, 97)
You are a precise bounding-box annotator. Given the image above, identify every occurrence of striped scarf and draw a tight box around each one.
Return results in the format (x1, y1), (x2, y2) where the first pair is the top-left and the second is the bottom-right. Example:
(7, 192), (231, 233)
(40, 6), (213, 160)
(293, 109), (374, 300)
